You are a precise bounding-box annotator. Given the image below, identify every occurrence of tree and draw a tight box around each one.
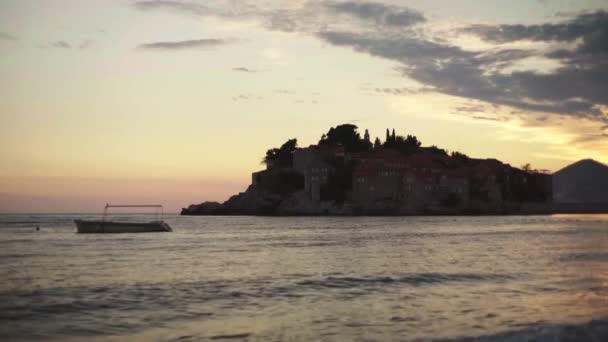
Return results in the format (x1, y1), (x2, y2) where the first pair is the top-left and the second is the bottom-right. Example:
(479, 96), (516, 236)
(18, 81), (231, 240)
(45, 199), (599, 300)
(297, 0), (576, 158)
(426, 145), (447, 155)
(521, 163), (532, 173)
(318, 124), (371, 152)
(381, 131), (421, 155)
(364, 129), (370, 142)
(450, 151), (470, 167)
(263, 138), (298, 168)
(391, 128), (396, 141)
(374, 137), (382, 149)
(404, 134), (420, 148)
(451, 151), (469, 160)
(385, 129), (390, 143)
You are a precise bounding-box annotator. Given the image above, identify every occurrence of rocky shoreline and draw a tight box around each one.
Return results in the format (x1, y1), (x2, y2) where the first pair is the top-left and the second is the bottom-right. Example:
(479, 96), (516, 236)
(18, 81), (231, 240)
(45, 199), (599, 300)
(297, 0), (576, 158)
(180, 185), (556, 216)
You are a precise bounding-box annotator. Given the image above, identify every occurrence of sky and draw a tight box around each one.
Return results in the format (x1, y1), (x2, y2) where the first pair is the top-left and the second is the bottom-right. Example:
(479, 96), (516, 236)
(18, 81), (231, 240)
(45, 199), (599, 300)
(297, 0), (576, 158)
(1, 0), (607, 213)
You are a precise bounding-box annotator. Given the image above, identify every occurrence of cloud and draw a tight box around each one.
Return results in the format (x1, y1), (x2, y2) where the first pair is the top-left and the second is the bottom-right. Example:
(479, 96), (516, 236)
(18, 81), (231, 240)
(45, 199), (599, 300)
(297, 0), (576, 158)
(79, 40), (93, 49)
(325, 1), (425, 27)
(571, 133), (608, 144)
(472, 115), (505, 122)
(134, 2), (608, 126)
(453, 103), (488, 114)
(133, 0), (208, 16)
(457, 11), (608, 120)
(52, 41), (71, 48)
(372, 87), (434, 96)
(138, 38), (231, 50)
(0, 32), (17, 41)
(318, 30), (475, 64)
(232, 93), (262, 101)
(315, 9), (608, 122)
(232, 67), (257, 73)
(464, 10), (608, 45)
(274, 89), (296, 95)
(42, 39), (94, 50)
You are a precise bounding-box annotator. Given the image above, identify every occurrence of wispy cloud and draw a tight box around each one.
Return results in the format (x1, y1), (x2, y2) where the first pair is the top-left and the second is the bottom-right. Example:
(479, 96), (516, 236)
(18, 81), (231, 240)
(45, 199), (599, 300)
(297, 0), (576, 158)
(232, 93), (262, 101)
(372, 87), (435, 96)
(274, 89), (296, 95)
(232, 67), (257, 73)
(79, 40), (93, 49)
(51, 41), (71, 49)
(0, 32), (17, 41)
(138, 38), (232, 50)
(133, 0), (208, 16)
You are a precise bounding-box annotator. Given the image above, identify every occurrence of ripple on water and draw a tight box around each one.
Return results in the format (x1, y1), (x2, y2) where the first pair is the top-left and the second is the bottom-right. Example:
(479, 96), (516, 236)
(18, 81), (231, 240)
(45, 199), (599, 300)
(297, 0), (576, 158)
(209, 333), (252, 340)
(435, 319), (608, 342)
(559, 252), (608, 262)
(295, 272), (518, 289)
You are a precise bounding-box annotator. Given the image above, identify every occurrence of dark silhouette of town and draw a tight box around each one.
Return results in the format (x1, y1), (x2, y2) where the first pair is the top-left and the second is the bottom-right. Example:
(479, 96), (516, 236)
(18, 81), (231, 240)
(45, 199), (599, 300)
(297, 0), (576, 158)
(184, 124), (597, 215)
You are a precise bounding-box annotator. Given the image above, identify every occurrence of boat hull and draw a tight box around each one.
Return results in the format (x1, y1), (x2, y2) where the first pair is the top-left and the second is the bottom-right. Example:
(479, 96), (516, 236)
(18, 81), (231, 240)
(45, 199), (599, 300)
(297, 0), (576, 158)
(74, 220), (172, 234)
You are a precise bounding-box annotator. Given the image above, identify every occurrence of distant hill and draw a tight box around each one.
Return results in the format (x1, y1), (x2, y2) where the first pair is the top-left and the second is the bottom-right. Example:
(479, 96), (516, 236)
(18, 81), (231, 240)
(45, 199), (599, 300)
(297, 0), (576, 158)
(553, 159), (608, 204)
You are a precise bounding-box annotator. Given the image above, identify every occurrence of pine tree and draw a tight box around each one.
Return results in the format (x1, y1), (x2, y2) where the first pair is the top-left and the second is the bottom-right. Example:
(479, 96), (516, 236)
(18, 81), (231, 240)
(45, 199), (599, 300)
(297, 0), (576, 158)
(391, 128), (396, 141)
(385, 129), (390, 142)
(364, 129), (370, 141)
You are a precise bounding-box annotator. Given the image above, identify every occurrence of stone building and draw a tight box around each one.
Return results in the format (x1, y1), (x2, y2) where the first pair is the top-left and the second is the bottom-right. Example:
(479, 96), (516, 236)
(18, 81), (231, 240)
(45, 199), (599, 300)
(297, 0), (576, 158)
(293, 147), (335, 201)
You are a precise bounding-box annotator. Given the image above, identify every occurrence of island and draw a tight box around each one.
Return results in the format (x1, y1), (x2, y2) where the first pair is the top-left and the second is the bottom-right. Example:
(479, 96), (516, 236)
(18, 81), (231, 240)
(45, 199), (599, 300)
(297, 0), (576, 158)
(182, 124), (585, 216)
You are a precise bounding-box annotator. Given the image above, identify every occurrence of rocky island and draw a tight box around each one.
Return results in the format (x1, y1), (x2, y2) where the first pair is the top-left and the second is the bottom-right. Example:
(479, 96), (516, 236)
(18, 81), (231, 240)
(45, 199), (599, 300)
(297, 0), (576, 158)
(182, 124), (560, 216)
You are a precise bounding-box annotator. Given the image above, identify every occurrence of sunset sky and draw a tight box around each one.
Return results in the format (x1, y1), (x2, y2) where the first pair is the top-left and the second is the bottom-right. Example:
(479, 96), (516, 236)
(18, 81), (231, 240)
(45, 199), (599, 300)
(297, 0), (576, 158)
(1, 0), (607, 212)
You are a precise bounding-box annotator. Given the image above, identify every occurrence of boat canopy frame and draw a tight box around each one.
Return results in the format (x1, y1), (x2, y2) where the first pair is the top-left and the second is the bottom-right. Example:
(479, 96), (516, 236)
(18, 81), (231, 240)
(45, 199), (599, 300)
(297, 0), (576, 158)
(102, 204), (164, 221)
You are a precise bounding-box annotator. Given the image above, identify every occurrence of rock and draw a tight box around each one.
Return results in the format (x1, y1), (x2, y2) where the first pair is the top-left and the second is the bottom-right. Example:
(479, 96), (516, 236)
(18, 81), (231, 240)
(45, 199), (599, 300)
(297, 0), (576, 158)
(181, 201), (223, 215)
(181, 185), (287, 215)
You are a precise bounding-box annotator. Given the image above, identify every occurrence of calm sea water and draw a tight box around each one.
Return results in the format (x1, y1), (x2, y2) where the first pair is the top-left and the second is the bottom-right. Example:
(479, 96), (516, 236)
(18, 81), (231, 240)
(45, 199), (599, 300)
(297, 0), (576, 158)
(1, 214), (608, 341)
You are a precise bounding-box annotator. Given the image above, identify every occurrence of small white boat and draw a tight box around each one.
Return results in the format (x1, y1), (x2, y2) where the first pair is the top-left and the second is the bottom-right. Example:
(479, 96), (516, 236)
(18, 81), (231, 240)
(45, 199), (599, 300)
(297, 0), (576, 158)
(75, 204), (172, 234)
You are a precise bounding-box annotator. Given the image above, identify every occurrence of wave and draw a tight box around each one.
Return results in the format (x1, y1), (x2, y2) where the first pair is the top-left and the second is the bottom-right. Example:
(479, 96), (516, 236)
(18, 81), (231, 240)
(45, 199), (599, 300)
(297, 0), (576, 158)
(296, 273), (516, 289)
(1, 275), (604, 341)
(435, 318), (608, 342)
(0, 272), (517, 324)
(559, 252), (608, 262)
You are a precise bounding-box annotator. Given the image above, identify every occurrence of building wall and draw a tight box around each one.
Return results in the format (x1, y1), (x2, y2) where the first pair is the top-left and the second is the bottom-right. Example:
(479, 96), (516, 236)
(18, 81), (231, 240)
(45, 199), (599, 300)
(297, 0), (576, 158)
(308, 162), (332, 201)
(293, 148), (317, 175)
(352, 174), (400, 204)
(439, 176), (471, 206)
(293, 148), (334, 201)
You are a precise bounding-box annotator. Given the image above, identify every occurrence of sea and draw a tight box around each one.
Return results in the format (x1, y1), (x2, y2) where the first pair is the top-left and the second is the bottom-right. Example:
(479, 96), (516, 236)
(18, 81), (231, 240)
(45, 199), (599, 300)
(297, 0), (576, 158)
(1, 214), (608, 341)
